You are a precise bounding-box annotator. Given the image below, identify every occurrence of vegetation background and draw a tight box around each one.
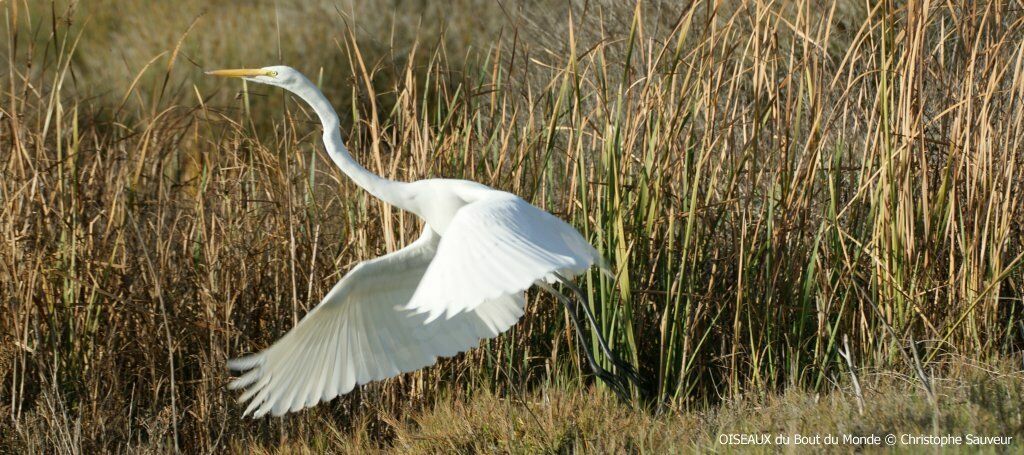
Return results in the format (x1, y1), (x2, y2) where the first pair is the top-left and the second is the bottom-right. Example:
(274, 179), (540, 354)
(2, 0), (1024, 452)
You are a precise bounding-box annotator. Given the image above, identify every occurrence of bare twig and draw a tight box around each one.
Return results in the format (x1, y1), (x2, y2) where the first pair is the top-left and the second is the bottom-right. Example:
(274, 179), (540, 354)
(838, 335), (865, 416)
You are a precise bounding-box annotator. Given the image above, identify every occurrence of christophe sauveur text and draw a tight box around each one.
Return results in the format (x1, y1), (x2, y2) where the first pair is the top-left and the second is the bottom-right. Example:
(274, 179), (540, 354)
(719, 433), (1013, 447)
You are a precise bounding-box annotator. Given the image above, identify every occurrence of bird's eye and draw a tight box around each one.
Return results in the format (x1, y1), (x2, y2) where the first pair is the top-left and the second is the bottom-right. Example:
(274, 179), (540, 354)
(266, 71), (278, 77)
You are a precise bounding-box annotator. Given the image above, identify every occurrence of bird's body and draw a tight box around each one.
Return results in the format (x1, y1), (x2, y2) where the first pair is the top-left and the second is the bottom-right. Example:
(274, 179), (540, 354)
(209, 66), (640, 418)
(402, 178), (491, 234)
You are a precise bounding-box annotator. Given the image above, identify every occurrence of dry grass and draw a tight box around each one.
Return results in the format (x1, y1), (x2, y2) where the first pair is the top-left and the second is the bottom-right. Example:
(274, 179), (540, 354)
(2, 0), (1024, 452)
(185, 359), (1023, 453)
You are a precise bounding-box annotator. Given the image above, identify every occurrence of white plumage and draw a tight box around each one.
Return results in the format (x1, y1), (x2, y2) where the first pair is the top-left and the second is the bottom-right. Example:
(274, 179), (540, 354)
(208, 66), (611, 417)
(407, 193), (602, 322)
(226, 229), (527, 417)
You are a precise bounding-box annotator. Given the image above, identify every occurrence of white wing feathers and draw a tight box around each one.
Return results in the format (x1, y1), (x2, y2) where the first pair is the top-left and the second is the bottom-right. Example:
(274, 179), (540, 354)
(405, 194), (605, 322)
(227, 229), (525, 417)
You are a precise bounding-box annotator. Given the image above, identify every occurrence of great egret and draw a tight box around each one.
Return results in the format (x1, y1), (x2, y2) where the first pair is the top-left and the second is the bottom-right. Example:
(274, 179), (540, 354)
(208, 66), (643, 418)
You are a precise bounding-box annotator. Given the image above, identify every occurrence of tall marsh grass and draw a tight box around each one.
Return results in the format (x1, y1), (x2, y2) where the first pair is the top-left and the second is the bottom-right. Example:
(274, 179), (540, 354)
(2, 0), (1023, 451)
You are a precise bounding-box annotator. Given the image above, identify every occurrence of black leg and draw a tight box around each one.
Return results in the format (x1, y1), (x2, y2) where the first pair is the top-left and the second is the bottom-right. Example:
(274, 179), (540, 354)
(540, 283), (632, 401)
(553, 274), (648, 396)
(554, 275), (617, 359)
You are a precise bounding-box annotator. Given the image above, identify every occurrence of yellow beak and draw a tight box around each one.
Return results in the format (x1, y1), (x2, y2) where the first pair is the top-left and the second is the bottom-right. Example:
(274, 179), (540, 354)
(205, 68), (275, 78)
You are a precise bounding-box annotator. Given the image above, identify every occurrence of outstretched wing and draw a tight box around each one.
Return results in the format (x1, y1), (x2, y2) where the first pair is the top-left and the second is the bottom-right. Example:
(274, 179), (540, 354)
(406, 193), (605, 322)
(227, 228), (525, 418)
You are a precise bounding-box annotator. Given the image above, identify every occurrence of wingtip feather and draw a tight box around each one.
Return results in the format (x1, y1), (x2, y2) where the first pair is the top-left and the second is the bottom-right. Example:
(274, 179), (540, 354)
(228, 368), (262, 390)
(227, 353), (263, 371)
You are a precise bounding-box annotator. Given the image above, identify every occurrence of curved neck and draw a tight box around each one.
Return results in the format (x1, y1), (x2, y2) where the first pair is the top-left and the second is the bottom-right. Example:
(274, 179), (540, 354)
(289, 79), (412, 210)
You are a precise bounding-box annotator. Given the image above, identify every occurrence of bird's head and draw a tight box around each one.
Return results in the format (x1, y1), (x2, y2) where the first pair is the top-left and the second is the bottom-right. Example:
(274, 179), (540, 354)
(206, 65), (306, 91)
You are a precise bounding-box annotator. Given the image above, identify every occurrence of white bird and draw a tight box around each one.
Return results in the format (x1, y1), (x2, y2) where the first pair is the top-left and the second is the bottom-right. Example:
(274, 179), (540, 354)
(208, 66), (643, 418)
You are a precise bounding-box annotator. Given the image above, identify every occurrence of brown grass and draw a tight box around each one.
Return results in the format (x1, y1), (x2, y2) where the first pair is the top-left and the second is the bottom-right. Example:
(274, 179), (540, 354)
(188, 359), (1023, 453)
(2, 0), (1024, 452)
